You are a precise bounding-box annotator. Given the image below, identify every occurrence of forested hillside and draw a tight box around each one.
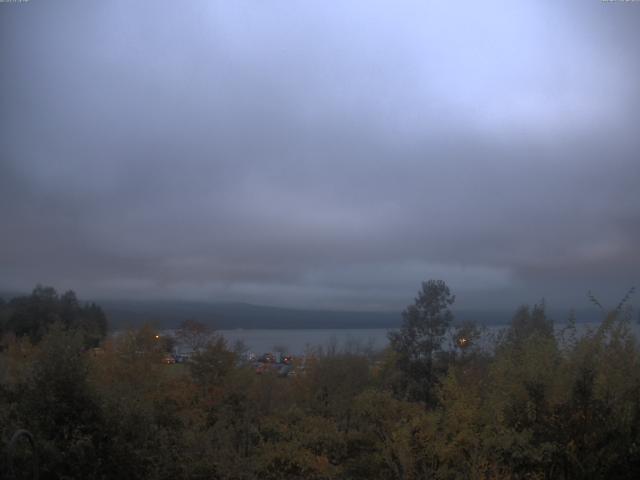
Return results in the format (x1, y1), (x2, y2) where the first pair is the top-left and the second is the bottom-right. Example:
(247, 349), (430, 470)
(1, 282), (639, 479)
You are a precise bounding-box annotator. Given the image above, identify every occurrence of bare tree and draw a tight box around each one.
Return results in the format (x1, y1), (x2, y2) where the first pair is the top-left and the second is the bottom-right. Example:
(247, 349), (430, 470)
(175, 319), (215, 353)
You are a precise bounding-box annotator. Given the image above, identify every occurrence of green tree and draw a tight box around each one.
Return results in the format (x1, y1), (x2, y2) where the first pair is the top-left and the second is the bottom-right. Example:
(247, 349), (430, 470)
(388, 279), (455, 404)
(19, 323), (104, 479)
(5, 286), (108, 347)
(298, 352), (371, 420)
(189, 336), (236, 390)
(7, 285), (60, 342)
(0, 297), (8, 340)
(506, 302), (553, 347)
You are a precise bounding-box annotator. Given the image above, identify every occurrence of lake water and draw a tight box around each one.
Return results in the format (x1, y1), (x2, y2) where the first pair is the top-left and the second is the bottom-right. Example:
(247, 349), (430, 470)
(216, 328), (390, 356)
(210, 322), (640, 356)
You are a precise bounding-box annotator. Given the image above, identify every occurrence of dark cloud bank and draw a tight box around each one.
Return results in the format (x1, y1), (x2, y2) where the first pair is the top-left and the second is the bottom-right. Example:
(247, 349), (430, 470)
(1, 1), (639, 314)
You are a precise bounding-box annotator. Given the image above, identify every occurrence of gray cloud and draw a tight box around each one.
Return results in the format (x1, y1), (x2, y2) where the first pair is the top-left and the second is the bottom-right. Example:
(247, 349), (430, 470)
(1, 1), (639, 311)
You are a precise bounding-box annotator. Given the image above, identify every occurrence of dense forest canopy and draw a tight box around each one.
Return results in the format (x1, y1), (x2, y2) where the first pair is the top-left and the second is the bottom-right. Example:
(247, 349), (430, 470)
(1, 282), (639, 479)
(0, 285), (107, 347)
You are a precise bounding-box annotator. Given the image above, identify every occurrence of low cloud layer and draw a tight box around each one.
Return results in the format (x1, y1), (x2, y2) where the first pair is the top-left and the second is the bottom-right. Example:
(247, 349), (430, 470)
(1, 1), (639, 311)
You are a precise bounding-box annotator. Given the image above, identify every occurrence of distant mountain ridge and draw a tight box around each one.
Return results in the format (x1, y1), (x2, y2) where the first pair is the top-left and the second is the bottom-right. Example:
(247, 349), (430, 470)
(2, 289), (605, 330)
(98, 299), (601, 330)
(100, 300), (401, 329)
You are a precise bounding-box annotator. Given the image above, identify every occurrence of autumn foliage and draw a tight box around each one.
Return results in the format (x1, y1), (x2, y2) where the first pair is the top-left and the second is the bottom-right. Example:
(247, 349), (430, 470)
(1, 284), (640, 479)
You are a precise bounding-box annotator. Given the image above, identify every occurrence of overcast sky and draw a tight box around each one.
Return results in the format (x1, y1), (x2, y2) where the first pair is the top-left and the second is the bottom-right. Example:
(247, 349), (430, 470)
(1, 1), (639, 312)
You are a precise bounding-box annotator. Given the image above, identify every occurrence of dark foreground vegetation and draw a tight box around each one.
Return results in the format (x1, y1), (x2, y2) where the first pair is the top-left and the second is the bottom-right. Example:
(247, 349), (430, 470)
(1, 282), (639, 479)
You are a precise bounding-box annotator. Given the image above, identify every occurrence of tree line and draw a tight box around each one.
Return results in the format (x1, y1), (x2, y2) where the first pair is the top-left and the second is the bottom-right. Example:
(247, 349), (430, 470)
(1, 281), (639, 479)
